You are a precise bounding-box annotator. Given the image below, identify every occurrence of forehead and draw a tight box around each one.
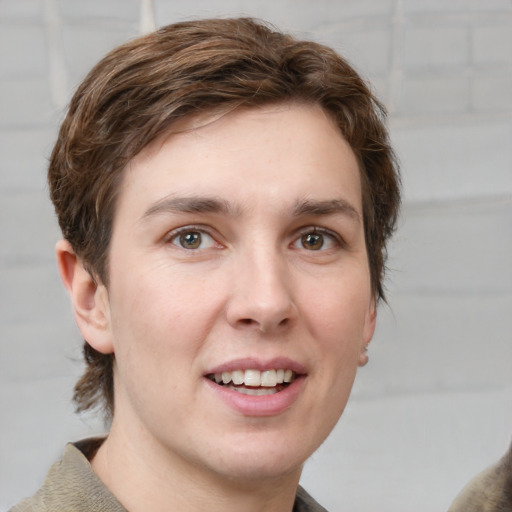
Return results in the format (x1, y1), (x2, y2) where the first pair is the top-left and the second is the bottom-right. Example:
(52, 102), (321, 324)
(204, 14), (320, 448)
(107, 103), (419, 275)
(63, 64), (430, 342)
(117, 102), (362, 219)
(134, 101), (352, 169)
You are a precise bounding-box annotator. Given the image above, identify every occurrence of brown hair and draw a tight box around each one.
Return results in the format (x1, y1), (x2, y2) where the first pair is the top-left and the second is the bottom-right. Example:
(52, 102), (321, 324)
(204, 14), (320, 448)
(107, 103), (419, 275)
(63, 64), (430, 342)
(48, 17), (400, 417)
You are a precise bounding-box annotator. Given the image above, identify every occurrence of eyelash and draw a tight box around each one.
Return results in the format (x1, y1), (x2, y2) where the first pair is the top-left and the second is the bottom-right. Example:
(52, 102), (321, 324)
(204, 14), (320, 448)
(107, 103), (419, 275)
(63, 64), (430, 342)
(292, 227), (344, 252)
(166, 225), (220, 251)
(165, 225), (344, 252)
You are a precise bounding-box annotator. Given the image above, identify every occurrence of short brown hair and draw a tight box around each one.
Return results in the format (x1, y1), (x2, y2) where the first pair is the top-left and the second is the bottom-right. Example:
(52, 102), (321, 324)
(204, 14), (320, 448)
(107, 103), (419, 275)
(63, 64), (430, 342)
(49, 17), (400, 417)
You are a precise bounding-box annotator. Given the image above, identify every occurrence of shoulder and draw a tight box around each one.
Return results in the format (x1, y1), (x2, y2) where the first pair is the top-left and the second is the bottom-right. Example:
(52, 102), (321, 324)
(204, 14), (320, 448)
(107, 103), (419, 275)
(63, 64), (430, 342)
(9, 500), (40, 512)
(295, 486), (329, 512)
(9, 439), (126, 512)
(448, 444), (512, 512)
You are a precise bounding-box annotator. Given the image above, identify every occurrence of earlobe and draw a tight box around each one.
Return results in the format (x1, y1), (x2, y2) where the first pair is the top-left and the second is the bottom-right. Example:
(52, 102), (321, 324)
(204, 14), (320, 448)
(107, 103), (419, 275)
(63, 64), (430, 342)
(56, 239), (114, 354)
(359, 298), (377, 367)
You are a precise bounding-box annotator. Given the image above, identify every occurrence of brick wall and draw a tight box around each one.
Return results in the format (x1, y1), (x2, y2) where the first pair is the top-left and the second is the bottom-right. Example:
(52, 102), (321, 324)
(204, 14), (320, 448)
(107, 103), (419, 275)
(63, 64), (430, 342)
(1, 1), (511, 510)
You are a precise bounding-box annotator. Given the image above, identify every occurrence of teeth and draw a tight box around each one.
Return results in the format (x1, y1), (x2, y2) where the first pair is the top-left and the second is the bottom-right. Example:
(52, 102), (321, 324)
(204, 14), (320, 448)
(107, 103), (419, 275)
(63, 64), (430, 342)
(260, 370), (277, 387)
(211, 368), (296, 387)
(227, 385), (278, 395)
(232, 370), (244, 385)
(244, 369), (261, 387)
(284, 369), (294, 383)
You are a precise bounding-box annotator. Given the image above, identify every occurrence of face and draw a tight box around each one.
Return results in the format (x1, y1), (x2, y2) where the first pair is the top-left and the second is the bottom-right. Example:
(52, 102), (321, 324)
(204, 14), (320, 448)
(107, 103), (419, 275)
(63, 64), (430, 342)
(93, 103), (376, 484)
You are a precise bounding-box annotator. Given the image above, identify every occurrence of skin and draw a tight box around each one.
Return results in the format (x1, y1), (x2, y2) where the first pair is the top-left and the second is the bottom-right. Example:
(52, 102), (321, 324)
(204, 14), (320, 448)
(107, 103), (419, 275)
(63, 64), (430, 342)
(57, 102), (376, 512)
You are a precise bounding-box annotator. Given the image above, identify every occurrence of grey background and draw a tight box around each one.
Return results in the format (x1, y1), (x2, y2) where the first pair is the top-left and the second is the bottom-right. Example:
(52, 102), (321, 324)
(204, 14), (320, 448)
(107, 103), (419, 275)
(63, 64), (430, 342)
(1, 0), (511, 510)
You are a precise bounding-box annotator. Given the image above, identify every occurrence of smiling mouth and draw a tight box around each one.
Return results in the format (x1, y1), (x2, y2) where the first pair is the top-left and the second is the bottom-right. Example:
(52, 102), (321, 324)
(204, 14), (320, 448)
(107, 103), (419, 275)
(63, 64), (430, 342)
(206, 369), (298, 396)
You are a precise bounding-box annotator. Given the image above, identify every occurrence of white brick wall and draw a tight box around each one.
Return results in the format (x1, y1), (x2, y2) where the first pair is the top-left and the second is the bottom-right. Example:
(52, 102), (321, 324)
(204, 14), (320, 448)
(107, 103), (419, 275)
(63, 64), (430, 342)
(1, 1), (511, 510)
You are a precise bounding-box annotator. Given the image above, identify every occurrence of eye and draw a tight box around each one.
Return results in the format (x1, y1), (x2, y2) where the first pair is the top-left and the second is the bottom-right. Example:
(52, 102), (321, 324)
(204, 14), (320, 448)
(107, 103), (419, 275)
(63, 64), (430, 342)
(301, 232), (324, 250)
(293, 229), (340, 251)
(170, 229), (217, 250)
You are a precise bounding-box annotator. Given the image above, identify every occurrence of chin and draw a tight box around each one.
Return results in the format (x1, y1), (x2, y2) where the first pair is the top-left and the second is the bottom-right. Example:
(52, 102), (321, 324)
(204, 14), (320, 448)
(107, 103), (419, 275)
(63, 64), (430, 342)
(205, 433), (313, 484)
(215, 456), (304, 485)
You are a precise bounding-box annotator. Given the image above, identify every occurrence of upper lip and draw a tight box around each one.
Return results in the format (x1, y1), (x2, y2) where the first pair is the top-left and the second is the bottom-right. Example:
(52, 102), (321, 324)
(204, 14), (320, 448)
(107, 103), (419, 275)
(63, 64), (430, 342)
(205, 357), (307, 376)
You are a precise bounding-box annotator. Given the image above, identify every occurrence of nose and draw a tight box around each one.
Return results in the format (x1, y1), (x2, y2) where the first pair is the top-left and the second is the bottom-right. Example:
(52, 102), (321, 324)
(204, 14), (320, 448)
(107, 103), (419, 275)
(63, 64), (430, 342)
(226, 247), (296, 334)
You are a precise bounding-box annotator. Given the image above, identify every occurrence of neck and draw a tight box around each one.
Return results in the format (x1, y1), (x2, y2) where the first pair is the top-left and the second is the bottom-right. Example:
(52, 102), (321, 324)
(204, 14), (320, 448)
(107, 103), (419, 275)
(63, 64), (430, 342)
(91, 420), (302, 512)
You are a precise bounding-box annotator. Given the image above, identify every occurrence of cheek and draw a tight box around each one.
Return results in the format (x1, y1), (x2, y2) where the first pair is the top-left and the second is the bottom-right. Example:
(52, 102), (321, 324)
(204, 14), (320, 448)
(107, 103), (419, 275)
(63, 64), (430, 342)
(300, 273), (372, 344)
(108, 275), (200, 412)
(112, 261), (189, 322)
(108, 265), (225, 365)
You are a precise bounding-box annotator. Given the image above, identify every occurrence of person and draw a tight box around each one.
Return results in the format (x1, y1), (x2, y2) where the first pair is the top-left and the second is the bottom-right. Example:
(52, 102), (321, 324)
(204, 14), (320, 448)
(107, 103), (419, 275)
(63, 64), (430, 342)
(10, 17), (400, 512)
(448, 440), (512, 512)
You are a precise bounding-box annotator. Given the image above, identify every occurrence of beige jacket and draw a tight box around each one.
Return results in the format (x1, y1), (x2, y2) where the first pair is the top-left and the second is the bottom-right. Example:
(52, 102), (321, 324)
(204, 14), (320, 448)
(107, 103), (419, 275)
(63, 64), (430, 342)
(448, 442), (512, 512)
(10, 438), (327, 512)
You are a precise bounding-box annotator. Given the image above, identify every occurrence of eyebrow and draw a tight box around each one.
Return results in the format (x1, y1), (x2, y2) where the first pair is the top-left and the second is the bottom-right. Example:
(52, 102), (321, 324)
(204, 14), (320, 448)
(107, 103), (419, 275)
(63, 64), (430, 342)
(141, 195), (241, 220)
(141, 195), (360, 223)
(293, 199), (361, 222)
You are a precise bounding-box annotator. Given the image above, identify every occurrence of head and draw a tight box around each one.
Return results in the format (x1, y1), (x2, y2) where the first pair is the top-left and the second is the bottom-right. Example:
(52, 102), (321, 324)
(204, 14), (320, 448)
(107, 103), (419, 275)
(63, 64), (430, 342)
(49, 17), (400, 419)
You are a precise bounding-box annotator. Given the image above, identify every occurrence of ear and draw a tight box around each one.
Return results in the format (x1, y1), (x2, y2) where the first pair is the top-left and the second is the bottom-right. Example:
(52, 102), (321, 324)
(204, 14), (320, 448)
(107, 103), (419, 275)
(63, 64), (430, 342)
(359, 297), (377, 367)
(56, 239), (114, 354)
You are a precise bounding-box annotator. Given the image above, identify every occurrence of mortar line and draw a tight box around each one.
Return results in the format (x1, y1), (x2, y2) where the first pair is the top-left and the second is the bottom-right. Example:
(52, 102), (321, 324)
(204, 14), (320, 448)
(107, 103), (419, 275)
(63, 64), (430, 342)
(43, 0), (68, 110)
(388, 0), (405, 116)
(140, 0), (156, 35)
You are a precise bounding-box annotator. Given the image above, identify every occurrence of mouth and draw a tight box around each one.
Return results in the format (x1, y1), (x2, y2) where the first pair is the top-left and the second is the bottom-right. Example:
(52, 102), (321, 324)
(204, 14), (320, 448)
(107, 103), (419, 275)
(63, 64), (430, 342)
(206, 368), (298, 396)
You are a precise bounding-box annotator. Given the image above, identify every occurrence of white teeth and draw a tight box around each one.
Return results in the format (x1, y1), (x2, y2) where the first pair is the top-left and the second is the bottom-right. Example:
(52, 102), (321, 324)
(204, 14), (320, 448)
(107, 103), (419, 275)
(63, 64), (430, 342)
(211, 368), (296, 387)
(244, 369), (261, 387)
(227, 385), (278, 396)
(260, 369), (277, 387)
(231, 370), (244, 385)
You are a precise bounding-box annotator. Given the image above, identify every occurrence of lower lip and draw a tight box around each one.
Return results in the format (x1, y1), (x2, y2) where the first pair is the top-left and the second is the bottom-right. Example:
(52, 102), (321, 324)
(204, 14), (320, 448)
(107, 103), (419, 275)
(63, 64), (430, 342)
(204, 376), (306, 417)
